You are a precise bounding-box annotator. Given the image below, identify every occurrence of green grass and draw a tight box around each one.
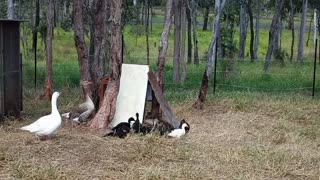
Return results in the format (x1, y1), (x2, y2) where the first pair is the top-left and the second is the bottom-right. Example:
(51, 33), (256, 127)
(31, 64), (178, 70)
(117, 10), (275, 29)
(21, 18), (319, 101)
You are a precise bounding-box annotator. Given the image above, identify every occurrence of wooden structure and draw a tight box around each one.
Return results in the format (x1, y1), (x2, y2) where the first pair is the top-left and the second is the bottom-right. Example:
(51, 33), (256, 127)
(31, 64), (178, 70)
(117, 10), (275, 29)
(0, 19), (23, 117)
(98, 66), (180, 130)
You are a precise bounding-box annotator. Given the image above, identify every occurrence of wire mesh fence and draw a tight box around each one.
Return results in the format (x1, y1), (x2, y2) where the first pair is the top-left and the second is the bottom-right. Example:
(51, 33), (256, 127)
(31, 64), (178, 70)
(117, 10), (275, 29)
(22, 56), (320, 98)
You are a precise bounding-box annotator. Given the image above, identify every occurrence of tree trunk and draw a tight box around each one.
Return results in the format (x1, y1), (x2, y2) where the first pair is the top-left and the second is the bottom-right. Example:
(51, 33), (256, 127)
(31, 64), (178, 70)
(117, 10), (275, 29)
(297, 0), (308, 62)
(150, 4), (153, 32)
(73, 0), (91, 97)
(313, 9), (317, 47)
(239, 2), (247, 61)
(145, 0), (150, 64)
(89, 0), (108, 107)
(33, 0), (40, 88)
(90, 0), (122, 130)
(173, 0), (181, 83)
(180, 0), (187, 83)
(193, 0), (226, 109)
(151, 0), (174, 119)
(191, 0), (199, 65)
(247, 0), (255, 62)
(203, 6), (209, 31)
(32, 0), (40, 52)
(186, 1), (192, 64)
(289, 0), (295, 61)
(7, 0), (14, 19)
(44, 0), (54, 99)
(306, 15), (313, 47)
(253, 0), (260, 60)
(53, 0), (57, 28)
(264, 0), (284, 72)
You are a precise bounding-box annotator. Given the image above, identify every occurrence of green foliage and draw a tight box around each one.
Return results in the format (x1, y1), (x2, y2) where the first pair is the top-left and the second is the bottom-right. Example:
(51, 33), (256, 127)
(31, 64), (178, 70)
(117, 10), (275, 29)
(61, 15), (73, 32)
(273, 49), (289, 67)
(0, 0), (6, 18)
(122, 1), (141, 27)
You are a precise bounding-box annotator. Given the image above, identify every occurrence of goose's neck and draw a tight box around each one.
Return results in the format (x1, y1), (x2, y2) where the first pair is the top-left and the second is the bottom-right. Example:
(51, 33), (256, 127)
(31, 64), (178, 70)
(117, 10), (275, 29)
(85, 94), (91, 102)
(51, 97), (59, 114)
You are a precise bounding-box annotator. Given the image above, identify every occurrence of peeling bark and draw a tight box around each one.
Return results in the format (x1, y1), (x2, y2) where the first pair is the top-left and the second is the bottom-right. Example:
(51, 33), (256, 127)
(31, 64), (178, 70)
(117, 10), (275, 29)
(193, 0), (226, 109)
(89, 0), (108, 107)
(151, 0), (173, 119)
(264, 0), (284, 72)
(90, 0), (122, 130)
(73, 0), (91, 97)
(44, 0), (54, 99)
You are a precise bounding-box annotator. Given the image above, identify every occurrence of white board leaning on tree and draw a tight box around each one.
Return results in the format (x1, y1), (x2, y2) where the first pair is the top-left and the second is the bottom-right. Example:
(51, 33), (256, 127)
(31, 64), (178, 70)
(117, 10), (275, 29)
(109, 64), (149, 128)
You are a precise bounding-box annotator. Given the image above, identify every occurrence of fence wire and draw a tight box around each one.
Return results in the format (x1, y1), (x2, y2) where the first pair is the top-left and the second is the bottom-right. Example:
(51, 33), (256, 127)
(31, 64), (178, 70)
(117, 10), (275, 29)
(22, 57), (320, 96)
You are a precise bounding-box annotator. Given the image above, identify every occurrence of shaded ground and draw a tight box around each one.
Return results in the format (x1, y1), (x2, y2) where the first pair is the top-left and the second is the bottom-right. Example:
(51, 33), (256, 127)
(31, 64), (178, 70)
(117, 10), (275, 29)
(0, 90), (320, 179)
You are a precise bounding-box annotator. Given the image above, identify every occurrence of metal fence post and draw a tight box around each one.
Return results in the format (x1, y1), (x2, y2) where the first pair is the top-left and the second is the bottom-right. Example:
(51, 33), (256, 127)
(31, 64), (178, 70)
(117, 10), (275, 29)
(312, 39), (318, 97)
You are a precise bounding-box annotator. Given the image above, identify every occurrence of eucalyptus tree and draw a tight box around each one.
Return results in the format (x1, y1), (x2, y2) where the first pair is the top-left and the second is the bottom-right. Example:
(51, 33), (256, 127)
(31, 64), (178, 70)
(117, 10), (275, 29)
(297, 0), (308, 62)
(173, 0), (181, 83)
(90, 0), (122, 130)
(247, 0), (255, 61)
(198, 0), (214, 31)
(253, 0), (262, 60)
(239, 0), (247, 61)
(151, 0), (174, 118)
(186, 0), (192, 64)
(73, 0), (91, 97)
(191, 0), (200, 65)
(7, 0), (14, 19)
(194, 0), (227, 109)
(264, 0), (284, 72)
(44, 0), (55, 99)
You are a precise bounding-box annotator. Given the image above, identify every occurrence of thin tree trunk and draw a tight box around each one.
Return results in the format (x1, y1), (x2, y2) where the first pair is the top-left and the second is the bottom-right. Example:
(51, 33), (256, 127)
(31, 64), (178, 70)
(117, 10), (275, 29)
(186, 1), (192, 64)
(53, 0), (57, 28)
(7, 0), (14, 19)
(239, 2), (247, 61)
(253, 0), (260, 60)
(89, 0), (108, 107)
(191, 0), (199, 65)
(297, 0), (308, 62)
(173, 0), (181, 82)
(314, 9), (317, 47)
(145, 0), (150, 64)
(264, 0), (284, 72)
(151, 0), (174, 119)
(44, 0), (54, 99)
(306, 15), (313, 47)
(193, 0), (226, 109)
(247, 0), (255, 62)
(180, 0), (187, 83)
(203, 6), (209, 31)
(289, 0), (295, 61)
(141, 5), (144, 24)
(90, 0), (122, 130)
(150, 4), (152, 32)
(73, 0), (91, 97)
(32, 0), (40, 52)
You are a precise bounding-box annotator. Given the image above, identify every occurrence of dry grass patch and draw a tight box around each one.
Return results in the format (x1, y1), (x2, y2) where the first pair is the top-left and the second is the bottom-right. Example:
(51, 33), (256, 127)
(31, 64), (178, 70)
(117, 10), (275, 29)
(0, 91), (320, 179)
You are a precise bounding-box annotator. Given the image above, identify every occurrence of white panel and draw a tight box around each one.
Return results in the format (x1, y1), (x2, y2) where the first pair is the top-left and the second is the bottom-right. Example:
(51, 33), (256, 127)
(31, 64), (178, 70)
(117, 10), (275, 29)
(109, 64), (149, 128)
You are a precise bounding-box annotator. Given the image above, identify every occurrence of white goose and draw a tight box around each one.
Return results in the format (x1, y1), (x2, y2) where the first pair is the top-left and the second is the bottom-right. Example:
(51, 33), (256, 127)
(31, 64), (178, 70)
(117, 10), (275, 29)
(167, 123), (189, 138)
(61, 94), (94, 123)
(20, 92), (62, 138)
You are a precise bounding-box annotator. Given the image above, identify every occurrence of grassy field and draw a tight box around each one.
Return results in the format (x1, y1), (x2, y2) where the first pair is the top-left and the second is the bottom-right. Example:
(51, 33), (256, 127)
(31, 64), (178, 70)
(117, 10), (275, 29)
(0, 90), (320, 179)
(1, 13), (319, 179)
(21, 21), (318, 95)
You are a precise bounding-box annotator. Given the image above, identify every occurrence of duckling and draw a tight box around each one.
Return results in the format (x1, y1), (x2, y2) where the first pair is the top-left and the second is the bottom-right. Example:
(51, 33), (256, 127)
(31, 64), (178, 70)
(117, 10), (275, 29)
(167, 122), (189, 138)
(106, 117), (136, 138)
